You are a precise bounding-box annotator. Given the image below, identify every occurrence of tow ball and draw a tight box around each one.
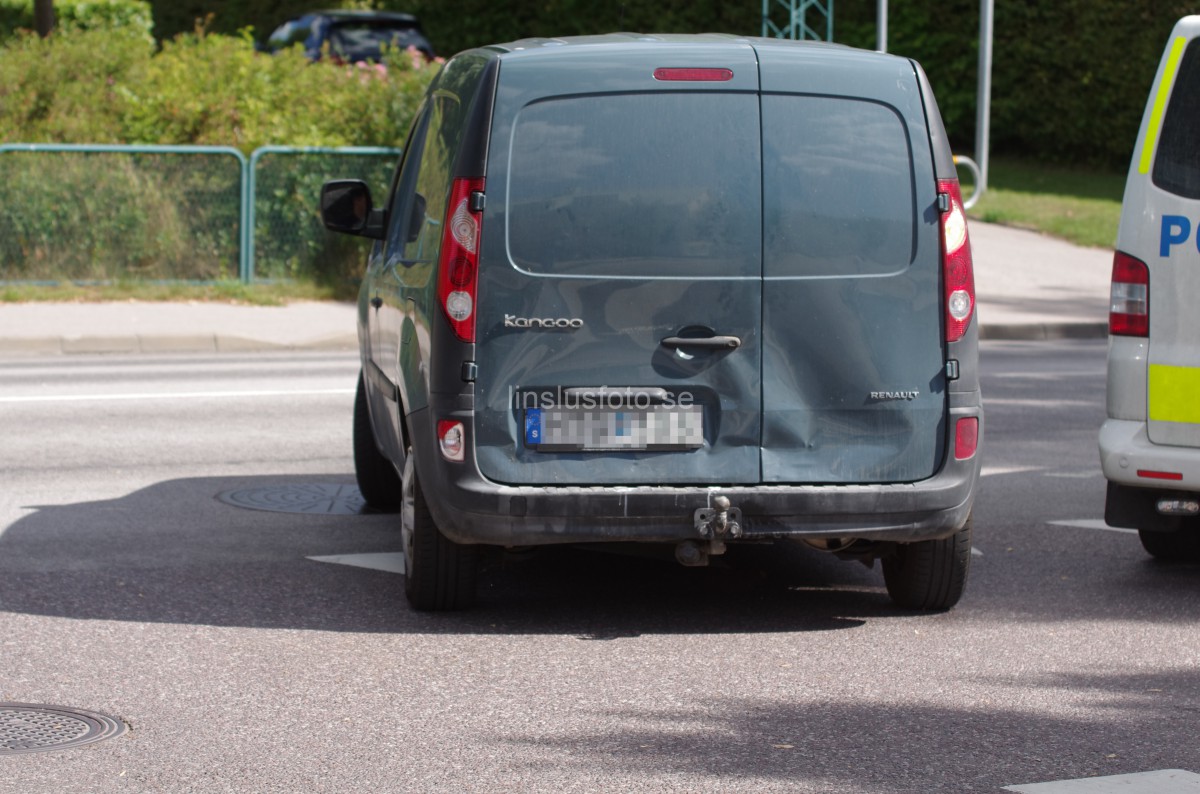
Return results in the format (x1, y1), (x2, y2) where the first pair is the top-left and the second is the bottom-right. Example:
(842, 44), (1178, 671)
(677, 496), (743, 566)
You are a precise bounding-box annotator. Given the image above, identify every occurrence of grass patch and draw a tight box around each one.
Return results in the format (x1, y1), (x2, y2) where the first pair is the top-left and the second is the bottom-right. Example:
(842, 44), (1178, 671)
(961, 158), (1125, 249)
(0, 279), (354, 305)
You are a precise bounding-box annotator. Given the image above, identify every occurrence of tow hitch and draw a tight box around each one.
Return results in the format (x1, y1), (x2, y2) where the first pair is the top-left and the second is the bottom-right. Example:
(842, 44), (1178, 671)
(677, 495), (743, 566)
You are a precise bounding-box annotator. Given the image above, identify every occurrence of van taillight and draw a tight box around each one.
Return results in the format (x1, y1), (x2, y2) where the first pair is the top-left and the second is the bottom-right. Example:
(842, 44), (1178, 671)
(1109, 251), (1149, 337)
(438, 177), (485, 343)
(938, 179), (975, 343)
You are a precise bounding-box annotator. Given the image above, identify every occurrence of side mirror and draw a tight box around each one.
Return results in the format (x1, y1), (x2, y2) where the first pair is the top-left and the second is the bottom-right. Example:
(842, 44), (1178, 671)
(320, 180), (385, 240)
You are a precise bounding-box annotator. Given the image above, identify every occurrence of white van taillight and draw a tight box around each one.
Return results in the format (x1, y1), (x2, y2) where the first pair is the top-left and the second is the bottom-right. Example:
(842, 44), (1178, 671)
(1109, 251), (1149, 337)
(938, 179), (975, 343)
(438, 177), (485, 342)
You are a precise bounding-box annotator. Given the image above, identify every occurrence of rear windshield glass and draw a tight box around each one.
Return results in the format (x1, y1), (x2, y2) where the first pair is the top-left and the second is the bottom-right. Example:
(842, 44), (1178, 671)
(506, 93), (761, 278)
(1154, 38), (1200, 200)
(762, 95), (916, 277)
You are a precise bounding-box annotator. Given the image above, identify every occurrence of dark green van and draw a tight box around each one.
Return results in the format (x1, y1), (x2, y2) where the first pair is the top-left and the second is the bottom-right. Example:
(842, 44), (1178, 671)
(322, 34), (983, 611)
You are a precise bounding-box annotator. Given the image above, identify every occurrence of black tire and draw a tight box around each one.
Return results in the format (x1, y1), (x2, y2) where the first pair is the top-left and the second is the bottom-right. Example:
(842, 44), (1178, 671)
(1138, 527), (1200, 562)
(882, 517), (972, 611)
(402, 452), (478, 611)
(353, 372), (402, 512)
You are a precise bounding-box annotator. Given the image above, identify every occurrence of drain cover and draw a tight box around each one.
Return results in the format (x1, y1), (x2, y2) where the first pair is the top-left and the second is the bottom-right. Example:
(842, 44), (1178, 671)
(0, 703), (126, 755)
(218, 483), (366, 515)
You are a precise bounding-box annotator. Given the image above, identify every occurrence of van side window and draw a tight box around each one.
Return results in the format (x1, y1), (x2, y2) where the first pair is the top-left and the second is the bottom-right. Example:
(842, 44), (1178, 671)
(383, 104), (432, 254)
(402, 93), (464, 263)
(1154, 38), (1200, 200)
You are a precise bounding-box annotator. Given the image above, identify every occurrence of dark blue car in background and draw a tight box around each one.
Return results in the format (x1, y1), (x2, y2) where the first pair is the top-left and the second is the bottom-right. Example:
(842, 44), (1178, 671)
(266, 10), (435, 63)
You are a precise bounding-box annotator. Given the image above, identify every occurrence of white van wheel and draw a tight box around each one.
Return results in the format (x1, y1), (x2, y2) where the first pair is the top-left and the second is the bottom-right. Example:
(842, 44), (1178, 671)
(882, 515), (972, 610)
(401, 449), (478, 611)
(1138, 527), (1200, 562)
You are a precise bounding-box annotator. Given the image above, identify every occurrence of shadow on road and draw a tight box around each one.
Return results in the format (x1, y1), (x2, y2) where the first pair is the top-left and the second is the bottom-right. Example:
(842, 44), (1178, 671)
(0, 474), (887, 635)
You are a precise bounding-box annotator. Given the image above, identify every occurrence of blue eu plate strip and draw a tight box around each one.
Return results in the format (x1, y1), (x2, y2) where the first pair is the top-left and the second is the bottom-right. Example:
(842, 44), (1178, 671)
(525, 408), (542, 446)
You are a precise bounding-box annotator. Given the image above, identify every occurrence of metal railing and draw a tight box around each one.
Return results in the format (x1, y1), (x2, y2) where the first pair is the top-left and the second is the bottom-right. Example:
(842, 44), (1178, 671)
(0, 143), (400, 284)
(954, 155), (984, 210)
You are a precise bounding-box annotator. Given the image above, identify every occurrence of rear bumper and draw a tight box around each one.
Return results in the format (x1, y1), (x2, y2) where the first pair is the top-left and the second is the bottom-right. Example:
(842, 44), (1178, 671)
(411, 400), (983, 547)
(1099, 418), (1200, 489)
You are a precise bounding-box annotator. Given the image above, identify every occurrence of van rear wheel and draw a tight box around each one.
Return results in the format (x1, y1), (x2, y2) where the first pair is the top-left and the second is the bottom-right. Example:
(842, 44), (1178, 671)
(1138, 527), (1200, 562)
(882, 517), (972, 611)
(354, 372), (401, 511)
(401, 451), (478, 611)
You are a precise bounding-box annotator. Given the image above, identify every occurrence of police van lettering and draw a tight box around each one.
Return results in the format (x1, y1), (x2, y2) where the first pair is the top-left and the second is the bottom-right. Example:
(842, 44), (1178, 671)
(1161, 214), (1200, 257)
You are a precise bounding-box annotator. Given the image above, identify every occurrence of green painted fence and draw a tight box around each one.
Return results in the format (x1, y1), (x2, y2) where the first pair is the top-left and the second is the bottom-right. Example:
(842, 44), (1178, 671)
(0, 143), (400, 284)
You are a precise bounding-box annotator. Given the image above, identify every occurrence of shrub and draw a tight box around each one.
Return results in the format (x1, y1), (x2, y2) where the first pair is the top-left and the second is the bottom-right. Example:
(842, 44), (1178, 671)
(0, 26), (151, 143)
(0, 0), (154, 40)
(119, 29), (435, 152)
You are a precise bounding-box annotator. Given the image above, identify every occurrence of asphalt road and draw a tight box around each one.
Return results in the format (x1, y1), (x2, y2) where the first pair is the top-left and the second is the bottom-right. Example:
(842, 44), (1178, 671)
(1, 343), (1197, 793)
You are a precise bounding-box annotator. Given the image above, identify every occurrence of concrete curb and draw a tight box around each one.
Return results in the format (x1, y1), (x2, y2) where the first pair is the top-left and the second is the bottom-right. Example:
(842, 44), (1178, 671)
(979, 322), (1109, 341)
(0, 334), (358, 356)
(0, 325), (1105, 355)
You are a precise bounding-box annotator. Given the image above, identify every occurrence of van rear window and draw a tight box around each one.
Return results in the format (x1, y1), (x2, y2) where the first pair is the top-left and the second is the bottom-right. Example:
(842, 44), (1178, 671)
(763, 95), (916, 277)
(1154, 38), (1200, 200)
(506, 93), (761, 278)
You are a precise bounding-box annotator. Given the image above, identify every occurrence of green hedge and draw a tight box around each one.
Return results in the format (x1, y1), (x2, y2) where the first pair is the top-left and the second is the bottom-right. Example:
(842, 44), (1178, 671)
(141, 0), (1195, 170)
(0, 22), (433, 283)
(0, 0), (153, 40)
(0, 25), (435, 152)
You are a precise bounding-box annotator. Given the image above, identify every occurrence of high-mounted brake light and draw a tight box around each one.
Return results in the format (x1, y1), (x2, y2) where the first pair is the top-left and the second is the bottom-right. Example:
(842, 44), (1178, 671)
(937, 179), (975, 343)
(1109, 251), (1149, 337)
(437, 178), (485, 342)
(653, 68), (734, 82)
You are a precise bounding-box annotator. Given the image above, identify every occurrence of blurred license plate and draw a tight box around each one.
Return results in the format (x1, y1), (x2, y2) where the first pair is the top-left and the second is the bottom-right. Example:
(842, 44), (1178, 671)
(525, 406), (704, 451)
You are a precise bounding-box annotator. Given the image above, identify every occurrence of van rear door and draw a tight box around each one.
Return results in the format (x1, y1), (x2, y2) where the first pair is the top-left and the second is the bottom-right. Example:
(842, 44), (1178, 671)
(1134, 19), (1200, 448)
(474, 39), (764, 486)
(755, 44), (948, 483)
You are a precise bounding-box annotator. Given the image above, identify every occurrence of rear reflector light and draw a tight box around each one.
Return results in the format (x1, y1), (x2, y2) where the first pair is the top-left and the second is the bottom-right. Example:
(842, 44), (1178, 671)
(437, 177), (485, 342)
(954, 417), (979, 460)
(937, 179), (975, 343)
(1138, 469), (1183, 481)
(1109, 251), (1149, 337)
(653, 68), (734, 82)
(438, 420), (465, 462)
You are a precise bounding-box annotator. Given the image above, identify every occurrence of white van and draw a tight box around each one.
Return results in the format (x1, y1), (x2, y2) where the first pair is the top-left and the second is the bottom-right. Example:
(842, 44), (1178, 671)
(1100, 16), (1200, 560)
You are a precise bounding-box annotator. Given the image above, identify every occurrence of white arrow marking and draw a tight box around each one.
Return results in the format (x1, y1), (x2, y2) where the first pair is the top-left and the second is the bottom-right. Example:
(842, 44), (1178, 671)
(308, 552), (406, 574)
(1047, 519), (1137, 535)
(1005, 768), (1200, 792)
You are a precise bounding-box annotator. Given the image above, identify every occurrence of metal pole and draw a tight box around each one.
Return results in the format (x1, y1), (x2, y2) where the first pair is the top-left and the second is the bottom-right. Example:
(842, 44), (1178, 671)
(877, 0), (888, 52)
(976, 0), (993, 192)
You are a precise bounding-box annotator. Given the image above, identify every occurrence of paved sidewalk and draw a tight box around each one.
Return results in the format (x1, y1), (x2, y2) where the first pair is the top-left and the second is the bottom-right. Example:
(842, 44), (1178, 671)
(0, 222), (1113, 356)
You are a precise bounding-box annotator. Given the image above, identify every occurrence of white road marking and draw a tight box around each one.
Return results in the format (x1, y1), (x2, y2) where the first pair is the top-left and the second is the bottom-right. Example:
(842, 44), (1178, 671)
(982, 465), (1044, 476)
(1048, 519), (1137, 535)
(307, 552), (405, 575)
(971, 547), (984, 557)
(1005, 768), (1200, 792)
(0, 389), (354, 404)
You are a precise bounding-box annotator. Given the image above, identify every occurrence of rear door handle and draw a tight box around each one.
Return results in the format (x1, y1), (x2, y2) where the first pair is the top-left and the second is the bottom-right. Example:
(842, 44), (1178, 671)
(661, 335), (742, 350)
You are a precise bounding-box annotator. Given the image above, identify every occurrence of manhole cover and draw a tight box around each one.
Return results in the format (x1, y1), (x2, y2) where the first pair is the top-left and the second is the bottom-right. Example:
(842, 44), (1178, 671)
(218, 483), (367, 515)
(0, 703), (126, 755)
